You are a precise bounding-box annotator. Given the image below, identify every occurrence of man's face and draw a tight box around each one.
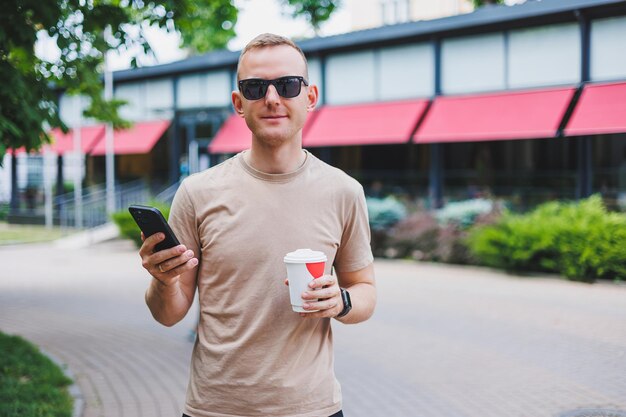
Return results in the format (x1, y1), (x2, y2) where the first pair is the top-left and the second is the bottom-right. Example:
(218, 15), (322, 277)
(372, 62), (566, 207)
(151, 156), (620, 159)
(233, 45), (318, 147)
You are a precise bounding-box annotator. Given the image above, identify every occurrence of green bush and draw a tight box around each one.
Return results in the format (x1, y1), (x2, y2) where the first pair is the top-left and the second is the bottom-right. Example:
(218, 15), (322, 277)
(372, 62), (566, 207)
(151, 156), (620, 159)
(467, 195), (626, 282)
(53, 181), (74, 196)
(0, 332), (73, 417)
(111, 201), (171, 248)
(0, 203), (9, 221)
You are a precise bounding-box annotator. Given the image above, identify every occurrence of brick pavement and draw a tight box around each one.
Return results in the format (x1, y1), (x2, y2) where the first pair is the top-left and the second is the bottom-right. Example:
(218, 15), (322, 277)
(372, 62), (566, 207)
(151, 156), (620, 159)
(1, 239), (194, 417)
(1, 239), (626, 417)
(334, 261), (626, 417)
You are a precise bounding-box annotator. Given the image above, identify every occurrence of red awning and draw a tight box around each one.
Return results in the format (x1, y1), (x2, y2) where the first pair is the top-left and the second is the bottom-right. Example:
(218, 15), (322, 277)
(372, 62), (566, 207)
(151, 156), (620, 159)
(208, 115), (252, 154)
(413, 87), (576, 143)
(90, 120), (170, 156)
(304, 99), (430, 147)
(44, 125), (105, 155)
(564, 81), (626, 136)
(6, 126), (105, 156)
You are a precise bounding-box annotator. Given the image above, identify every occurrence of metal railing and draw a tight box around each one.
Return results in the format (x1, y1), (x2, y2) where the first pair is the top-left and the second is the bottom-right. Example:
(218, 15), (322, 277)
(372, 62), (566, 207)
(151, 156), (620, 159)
(154, 180), (181, 204)
(55, 179), (151, 228)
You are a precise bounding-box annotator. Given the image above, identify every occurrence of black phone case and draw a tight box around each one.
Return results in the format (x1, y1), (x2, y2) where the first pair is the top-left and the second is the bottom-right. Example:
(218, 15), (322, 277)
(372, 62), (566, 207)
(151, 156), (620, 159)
(128, 205), (180, 252)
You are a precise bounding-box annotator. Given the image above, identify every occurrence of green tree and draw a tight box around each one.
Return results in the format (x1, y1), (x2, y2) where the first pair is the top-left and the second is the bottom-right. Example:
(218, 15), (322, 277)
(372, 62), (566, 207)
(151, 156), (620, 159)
(473, 0), (505, 7)
(280, 0), (341, 35)
(0, 0), (342, 160)
(0, 0), (237, 159)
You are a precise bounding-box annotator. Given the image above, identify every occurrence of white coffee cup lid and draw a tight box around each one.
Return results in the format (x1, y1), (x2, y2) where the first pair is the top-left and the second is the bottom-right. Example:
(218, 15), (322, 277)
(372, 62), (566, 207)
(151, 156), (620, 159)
(284, 248), (327, 263)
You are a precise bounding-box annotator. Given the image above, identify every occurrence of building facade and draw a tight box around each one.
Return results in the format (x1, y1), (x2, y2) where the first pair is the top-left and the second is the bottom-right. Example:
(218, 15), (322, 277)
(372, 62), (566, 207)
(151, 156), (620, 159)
(346, 0), (473, 29)
(3, 0), (626, 219)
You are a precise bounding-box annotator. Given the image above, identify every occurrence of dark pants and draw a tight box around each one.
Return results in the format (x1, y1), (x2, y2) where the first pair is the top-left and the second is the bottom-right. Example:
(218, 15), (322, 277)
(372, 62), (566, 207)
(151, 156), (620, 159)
(183, 411), (343, 417)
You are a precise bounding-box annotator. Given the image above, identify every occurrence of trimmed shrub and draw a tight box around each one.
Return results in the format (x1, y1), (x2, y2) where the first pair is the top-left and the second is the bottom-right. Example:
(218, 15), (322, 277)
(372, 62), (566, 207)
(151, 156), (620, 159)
(111, 201), (171, 248)
(367, 196), (408, 256)
(366, 196), (407, 231)
(435, 198), (495, 228)
(467, 195), (626, 282)
(380, 202), (503, 264)
(383, 211), (439, 260)
(0, 203), (8, 221)
(435, 223), (473, 264)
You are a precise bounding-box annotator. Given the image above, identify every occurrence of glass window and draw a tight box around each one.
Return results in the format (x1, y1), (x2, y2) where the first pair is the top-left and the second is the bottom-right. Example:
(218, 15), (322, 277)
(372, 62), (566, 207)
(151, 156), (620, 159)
(115, 83), (146, 121)
(326, 50), (376, 104)
(379, 43), (434, 100)
(591, 16), (626, 81)
(442, 33), (506, 94)
(508, 23), (581, 88)
(381, 0), (410, 25)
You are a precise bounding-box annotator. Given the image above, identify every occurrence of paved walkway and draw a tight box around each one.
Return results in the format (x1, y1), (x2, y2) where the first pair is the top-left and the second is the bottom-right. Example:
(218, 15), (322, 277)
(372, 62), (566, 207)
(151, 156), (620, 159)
(2, 238), (626, 417)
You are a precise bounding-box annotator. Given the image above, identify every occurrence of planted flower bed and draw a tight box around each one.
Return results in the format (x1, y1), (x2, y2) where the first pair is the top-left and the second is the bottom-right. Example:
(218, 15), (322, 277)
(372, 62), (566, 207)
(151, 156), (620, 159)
(368, 195), (626, 283)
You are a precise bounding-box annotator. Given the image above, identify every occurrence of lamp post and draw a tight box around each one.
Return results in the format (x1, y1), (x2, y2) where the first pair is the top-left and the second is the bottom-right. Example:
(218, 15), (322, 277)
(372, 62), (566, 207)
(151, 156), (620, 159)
(44, 149), (54, 229)
(104, 27), (116, 216)
(73, 95), (83, 228)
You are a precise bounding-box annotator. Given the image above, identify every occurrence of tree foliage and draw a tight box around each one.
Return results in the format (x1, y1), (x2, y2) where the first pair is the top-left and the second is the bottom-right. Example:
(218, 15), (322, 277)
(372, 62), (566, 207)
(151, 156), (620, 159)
(0, 0), (344, 159)
(472, 0), (505, 7)
(0, 0), (237, 158)
(280, 0), (341, 35)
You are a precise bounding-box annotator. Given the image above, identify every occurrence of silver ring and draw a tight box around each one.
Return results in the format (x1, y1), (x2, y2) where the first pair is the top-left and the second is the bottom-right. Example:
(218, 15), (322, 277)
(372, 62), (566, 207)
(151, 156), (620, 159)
(158, 264), (164, 273)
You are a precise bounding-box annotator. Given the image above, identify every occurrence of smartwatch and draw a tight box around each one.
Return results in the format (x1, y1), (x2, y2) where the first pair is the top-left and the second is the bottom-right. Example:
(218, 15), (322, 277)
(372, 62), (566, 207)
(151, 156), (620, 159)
(336, 288), (352, 318)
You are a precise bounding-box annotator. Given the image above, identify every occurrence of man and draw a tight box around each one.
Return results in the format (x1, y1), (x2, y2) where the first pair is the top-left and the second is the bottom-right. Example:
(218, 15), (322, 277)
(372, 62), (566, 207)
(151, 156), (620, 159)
(139, 33), (376, 417)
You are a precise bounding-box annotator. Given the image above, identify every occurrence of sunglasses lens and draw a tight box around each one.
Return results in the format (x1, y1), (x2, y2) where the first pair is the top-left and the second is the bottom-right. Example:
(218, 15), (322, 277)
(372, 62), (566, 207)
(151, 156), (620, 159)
(275, 78), (302, 98)
(241, 80), (267, 100)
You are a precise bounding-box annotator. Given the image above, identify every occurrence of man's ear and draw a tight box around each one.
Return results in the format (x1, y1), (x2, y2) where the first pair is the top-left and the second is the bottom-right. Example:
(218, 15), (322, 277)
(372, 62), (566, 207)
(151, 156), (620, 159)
(306, 84), (319, 112)
(232, 91), (245, 117)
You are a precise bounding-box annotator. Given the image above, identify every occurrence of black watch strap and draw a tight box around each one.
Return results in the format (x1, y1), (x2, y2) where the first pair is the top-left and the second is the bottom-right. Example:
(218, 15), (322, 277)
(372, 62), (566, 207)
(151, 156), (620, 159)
(336, 288), (352, 318)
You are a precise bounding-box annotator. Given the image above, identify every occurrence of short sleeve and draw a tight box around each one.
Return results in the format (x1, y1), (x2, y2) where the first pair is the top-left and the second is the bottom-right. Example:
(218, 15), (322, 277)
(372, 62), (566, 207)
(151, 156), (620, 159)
(168, 181), (202, 274)
(334, 185), (374, 273)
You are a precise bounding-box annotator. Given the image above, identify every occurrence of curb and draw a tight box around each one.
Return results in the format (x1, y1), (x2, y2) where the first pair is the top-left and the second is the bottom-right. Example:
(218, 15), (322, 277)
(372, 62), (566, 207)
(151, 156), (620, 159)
(42, 349), (84, 417)
(53, 222), (119, 249)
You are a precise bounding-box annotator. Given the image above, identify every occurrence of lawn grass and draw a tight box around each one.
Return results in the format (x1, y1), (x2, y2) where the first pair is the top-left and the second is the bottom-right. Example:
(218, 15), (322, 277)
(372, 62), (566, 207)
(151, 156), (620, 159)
(0, 222), (75, 245)
(0, 332), (73, 417)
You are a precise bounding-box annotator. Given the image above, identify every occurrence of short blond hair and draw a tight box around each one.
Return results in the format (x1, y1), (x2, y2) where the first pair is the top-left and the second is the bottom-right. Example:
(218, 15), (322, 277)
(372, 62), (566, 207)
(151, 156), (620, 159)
(237, 33), (309, 80)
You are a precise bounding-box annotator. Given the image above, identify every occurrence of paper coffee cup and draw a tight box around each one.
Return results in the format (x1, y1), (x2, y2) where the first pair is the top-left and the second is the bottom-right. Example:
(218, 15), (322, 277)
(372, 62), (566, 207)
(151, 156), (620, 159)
(284, 249), (327, 313)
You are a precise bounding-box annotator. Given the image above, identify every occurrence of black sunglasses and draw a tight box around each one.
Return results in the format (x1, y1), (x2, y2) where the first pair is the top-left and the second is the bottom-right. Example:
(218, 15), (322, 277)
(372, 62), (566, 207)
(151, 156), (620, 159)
(238, 76), (309, 100)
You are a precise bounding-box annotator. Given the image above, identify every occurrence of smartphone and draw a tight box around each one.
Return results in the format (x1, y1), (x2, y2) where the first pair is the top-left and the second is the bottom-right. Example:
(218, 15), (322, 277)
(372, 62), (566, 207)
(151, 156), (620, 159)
(128, 204), (180, 252)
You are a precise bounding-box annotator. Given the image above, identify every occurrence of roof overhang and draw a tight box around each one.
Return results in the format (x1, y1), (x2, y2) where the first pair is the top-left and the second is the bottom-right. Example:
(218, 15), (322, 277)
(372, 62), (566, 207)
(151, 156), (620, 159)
(113, 0), (626, 83)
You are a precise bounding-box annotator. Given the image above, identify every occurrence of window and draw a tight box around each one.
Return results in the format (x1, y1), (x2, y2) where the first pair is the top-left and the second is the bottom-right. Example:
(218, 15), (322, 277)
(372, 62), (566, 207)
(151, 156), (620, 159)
(381, 0), (410, 25)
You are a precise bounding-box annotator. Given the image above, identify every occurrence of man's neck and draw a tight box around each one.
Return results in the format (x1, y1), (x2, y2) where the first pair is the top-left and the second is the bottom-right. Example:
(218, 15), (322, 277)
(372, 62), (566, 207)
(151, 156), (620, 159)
(246, 141), (306, 174)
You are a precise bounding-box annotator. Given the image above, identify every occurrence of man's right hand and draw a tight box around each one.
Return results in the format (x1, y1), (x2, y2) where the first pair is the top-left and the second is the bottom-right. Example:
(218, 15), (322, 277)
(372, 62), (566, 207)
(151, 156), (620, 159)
(139, 232), (199, 286)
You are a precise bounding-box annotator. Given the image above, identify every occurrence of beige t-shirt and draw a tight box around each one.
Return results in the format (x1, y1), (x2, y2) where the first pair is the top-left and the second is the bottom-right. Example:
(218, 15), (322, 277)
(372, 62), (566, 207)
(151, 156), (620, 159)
(169, 150), (373, 417)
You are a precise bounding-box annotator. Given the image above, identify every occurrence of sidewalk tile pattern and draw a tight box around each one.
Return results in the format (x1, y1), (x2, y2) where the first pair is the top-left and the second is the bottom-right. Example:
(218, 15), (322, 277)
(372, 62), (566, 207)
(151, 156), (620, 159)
(2, 242), (626, 417)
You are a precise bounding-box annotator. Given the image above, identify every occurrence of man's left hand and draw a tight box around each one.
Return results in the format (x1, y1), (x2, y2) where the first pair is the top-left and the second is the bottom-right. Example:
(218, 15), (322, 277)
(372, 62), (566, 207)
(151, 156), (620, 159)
(298, 274), (343, 318)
